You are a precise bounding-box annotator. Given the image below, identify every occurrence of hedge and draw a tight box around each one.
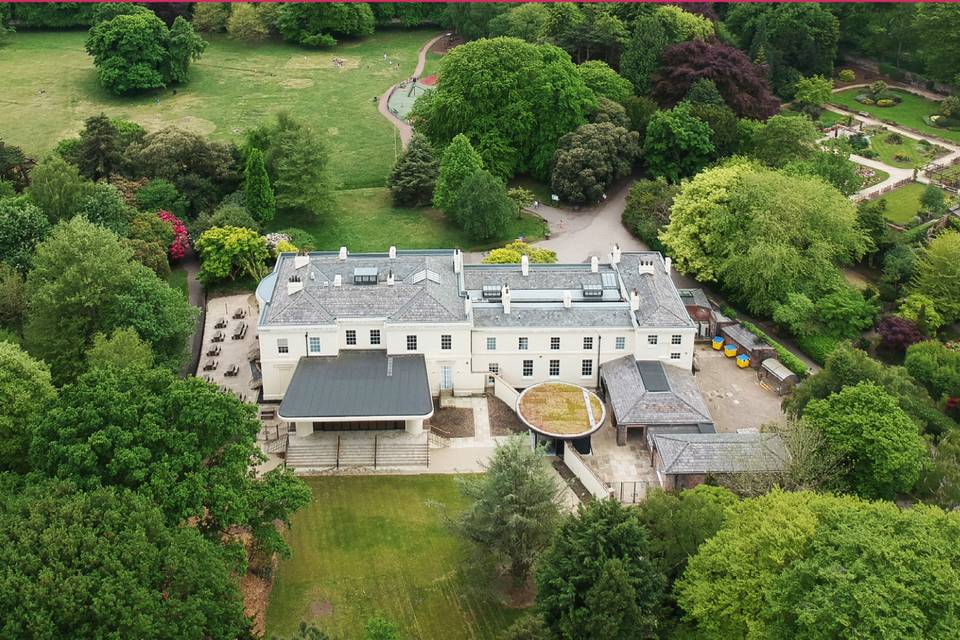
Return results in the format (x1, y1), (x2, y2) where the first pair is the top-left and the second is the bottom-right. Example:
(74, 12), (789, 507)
(740, 321), (810, 378)
(794, 334), (844, 366)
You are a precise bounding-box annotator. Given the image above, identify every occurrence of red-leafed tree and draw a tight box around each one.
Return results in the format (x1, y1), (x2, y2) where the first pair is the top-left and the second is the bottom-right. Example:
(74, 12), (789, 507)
(877, 315), (925, 353)
(652, 41), (780, 120)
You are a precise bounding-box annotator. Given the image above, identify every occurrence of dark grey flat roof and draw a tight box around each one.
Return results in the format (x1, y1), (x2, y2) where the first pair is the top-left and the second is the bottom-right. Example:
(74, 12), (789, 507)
(278, 351), (433, 420)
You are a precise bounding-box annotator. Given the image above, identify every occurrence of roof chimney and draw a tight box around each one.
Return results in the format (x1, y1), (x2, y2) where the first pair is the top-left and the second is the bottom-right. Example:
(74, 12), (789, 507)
(287, 275), (303, 296)
(294, 254), (309, 270)
(389, 246), (396, 259)
(453, 248), (463, 274)
(638, 259), (655, 276)
(502, 284), (511, 314)
(563, 290), (572, 308)
(333, 274), (342, 287)
(464, 297), (473, 316)
(611, 243), (621, 265)
(338, 246), (348, 260)
(521, 254), (529, 276)
(630, 288), (639, 311)
(590, 256), (599, 273)
(387, 269), (394, 286)
(664, 256), (672, 274)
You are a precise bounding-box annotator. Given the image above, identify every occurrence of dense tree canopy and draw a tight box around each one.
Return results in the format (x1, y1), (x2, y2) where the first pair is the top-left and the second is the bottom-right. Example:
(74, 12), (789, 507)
(653, 41), (780, 120)
(386, 134), (438, 207)
(28, 155), (92, 223)
(195, 225), (269, 283)
(536, 500), (664, 640)
(661, 161), (867, 314)
(0, 342), (55, 473)
(676, 490), (960, 640)
(432, 134), (484, 212)
(577, 60), (633, 103)
(243, 147), (276, 224)
(412, 37), (595, 180)
(274, 2), (375, 48)
(0, 197), (49, 273)
(621, 178), (678, 252)
(905, 340), (960, 403)
(449, 170), (514, 241)
(643, 102), (715, 183)
(0, 476), (250, 640)
(85, 12), (206, 94)
(911, 231), (960, 323)
(550, 122), (640, 205)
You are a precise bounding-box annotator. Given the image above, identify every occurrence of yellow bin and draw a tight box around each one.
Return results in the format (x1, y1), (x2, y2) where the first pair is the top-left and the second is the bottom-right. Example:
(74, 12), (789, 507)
(737, 354), (751, 368)
(723, 344), (737, 358)
(712, 336), (724, 351)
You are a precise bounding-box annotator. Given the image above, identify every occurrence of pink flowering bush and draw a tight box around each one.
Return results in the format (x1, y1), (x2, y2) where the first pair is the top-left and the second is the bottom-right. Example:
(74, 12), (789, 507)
(157, 210), (189, 262)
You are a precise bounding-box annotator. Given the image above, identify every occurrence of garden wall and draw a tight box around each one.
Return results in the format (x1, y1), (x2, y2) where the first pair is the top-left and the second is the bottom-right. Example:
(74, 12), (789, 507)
(563, 446), (614, 501)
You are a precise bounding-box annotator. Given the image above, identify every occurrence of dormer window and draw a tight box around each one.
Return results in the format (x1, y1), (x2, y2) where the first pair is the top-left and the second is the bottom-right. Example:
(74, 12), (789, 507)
(353, 267), (378, 285)
(582, 284), (603, 298)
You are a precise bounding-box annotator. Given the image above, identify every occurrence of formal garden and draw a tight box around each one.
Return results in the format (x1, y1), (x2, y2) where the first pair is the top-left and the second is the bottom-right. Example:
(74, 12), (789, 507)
(832, 86), (960, 144)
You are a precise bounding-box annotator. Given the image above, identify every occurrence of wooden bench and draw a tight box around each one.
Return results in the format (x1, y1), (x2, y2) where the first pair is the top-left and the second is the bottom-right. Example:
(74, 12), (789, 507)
(206, 345), (221, 357)
(232, 322), (247, 340)
(211, 331), (225, 343)
(202, 360), (219, 371)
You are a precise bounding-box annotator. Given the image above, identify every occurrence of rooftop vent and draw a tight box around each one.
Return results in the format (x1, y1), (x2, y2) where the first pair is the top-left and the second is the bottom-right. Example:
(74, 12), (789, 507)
(411, 269), (441, 284)
(482, 284), (502, 301)
(354, 266), (378, 285)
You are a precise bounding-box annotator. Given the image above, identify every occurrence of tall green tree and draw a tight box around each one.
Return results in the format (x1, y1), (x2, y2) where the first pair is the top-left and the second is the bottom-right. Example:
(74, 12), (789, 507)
(28, 155), (93, 222)
(747, 113), (820, 168)
(75, 113), (122, 180)
(78, 182), (134, 235)
(386, 134), (438, 207)
(551, 122), (640, 204)
(86, 327), (155, 372)
(643, 102), (715, 182)
(803, 381), (929, 499)
(432, 134), (484, 212)
(914, 4), (960, 83)
(911, 230), (960, 323)
(450, 170), (514, 242)
(412, 37), (595, 180)
(905, 340), (960, 403)
(676, 490), (960, 640)
(577, 60), (633, 102)
(0, 197), (49, 273)
(274, 3), (375, 48)
(195, 225), (270, 283)
(536, 500), (664, 640)
(30, 366), (311, 556)
(453, 436), (563, 581)
(0, 341), (55, 472)
(243, 148), (276, 223)
(0, 476), (250, 639)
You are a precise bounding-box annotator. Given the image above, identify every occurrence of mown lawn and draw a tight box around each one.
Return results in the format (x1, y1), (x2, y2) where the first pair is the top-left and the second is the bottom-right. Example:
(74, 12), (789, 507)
(265, 475), (525, 640)
(832, 88), (960, 144)
(269, 187), (547, 252)
(877, 182), (927, 224)
(0, 29), (437, 189)
(866, 131), (947, 168)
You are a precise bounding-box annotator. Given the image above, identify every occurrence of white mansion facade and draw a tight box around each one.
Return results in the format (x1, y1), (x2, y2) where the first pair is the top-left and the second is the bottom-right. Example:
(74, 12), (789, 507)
(255, 245), (696, 434)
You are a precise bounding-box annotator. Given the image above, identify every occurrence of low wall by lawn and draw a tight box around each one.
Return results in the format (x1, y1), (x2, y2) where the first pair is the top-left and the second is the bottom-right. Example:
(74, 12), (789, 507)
(563, 446), (614, 501)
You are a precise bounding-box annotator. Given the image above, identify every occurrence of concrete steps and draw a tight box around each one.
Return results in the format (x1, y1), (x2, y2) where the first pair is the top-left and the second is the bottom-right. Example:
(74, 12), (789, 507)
(285, 435), (428, 470)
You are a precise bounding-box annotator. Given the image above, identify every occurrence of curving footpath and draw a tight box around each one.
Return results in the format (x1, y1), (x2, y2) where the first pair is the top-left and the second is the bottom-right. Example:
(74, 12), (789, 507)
(378, 33), (445, 148)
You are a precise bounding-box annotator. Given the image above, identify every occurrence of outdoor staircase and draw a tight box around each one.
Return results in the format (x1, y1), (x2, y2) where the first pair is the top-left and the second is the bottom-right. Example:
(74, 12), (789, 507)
(285, 433), (429, 471)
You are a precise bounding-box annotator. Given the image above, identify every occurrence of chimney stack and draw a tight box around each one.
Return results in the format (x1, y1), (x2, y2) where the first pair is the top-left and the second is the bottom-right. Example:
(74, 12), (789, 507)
(502, 284), (511, 314)
(521, 254), (529, 276)
(611, 243), (621, 265)
(638, 259), (655, 276)
(630, 288), (640, 311)
(387, 269), (394, 286)
(287, 275), (303, 296)
(464, 297), (473, 316)
(338, 246), (348, 260)
(664, 257), (672, 274)
(590, 256), (599, 273)
(389, 246), (396, 259)
(333, 274), (342, 287)
(453, 248), (463, 274)
(563, 290), (572, 308)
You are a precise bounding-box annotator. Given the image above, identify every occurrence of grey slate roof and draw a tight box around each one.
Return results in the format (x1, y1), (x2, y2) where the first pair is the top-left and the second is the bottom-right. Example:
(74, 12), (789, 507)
(600, 356), (713, 426)
(722, 324), (771, 352)
(472, 305), (635, 328)
(678, 288), (710, 309)
(261, 251), (466, 326)
(277, 351), (433, 420)
(653, 432), (790, 475)
(463, 263), (619, 292)
(617, 253), (694, 328)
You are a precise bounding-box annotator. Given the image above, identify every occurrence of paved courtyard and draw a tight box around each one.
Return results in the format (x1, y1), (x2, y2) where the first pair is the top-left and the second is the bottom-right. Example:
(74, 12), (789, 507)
(197, 293), (260, 403)
(693, 344), (786, 433)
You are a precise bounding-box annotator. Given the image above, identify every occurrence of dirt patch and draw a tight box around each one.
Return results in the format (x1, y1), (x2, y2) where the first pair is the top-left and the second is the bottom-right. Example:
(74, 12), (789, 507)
(284, 55), (360, 71)
(551, 459), (592, 504)
(430, 35), (463, 55)
(327, 127), (339, 136)
(426, 401), (475, 438)
(309, 599), (334, 617)
(280, 78), (314, 89)
(241, 572), (272, 636)
(487, 396), (527, 437)
(493, 574), (537, 609)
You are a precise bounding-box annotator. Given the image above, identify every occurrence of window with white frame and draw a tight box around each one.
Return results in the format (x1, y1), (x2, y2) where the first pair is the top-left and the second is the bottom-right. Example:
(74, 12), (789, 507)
(369, 329), (381, 345)
(308, 336), (321, 354)
(670, 352), (681, 360)
(522, 360), (534, 377)
(615, 336), (626, 350)
(406, 335), (417, 351)
(487, 337), (497, 350)
(671, 334), (682, 345)
(648, 335), (658, 345)
(441, 334), (452, 350)
(550, 337), (560, 350)
(549, 360), (560, 377)
(277, 338), (289, 354)
(583, 337), (593, 350)
(581, 359), (593, 377)
(488, 363), (499, 374)
(346, 330), (356, 345)
(519, 337), (528, 350)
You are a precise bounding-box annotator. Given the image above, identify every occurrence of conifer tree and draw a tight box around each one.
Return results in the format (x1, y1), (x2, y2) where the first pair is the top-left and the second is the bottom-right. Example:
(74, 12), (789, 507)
(243, 148), (276, 224)
(433, 134), (483, 212)
(386, 134), (438, 207)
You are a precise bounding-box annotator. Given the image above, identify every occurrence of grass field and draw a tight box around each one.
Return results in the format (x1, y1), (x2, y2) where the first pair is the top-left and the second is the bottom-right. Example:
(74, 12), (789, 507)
(877, 182), (927, 223)
(866, 131), (947, 168)
(270, 187), (547, 252)
(265, 476), (525, 639)
(832, 88), (960, 144)
(0, 29), (439, 189)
